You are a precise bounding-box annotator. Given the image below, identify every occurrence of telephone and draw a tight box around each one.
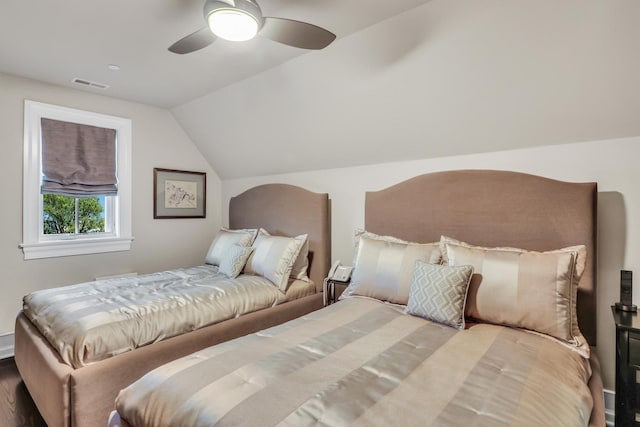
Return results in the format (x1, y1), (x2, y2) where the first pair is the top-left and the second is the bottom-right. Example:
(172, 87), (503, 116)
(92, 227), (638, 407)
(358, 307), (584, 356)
(328, 260), (353, 282)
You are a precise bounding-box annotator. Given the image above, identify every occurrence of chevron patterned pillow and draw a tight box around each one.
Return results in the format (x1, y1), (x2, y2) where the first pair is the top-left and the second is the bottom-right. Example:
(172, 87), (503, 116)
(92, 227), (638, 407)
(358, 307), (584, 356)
(405, 261), (474, 330)
(205, 228), (257, 266)
(219, 245), (255, 278)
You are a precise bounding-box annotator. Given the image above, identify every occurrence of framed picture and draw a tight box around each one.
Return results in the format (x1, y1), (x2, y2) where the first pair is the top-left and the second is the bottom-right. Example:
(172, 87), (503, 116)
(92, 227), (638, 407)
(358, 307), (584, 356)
(153, 168), (206, 219)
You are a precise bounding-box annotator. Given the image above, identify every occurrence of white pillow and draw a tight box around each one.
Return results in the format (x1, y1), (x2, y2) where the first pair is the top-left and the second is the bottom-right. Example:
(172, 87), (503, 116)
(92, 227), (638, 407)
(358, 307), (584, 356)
(205, 228), (257, 266)
(219, 245), (254, 279)
(244, 229), (307, 292)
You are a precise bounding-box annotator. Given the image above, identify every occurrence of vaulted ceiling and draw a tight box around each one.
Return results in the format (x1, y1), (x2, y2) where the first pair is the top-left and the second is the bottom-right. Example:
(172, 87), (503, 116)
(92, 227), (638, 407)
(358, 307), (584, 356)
(2, 1), (639, 179)
(0, 0), (431, 108)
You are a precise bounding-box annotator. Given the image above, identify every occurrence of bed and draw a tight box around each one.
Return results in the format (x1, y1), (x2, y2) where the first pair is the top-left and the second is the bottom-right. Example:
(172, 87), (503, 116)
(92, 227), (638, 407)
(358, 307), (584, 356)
(14, 183), (331, 427)
(110, 170), (605, 427)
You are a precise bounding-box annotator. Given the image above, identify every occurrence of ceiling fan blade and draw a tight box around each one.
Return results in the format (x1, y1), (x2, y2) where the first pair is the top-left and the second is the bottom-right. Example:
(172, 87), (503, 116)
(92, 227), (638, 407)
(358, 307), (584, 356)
(168, 27), (216, 54)
(260, 17), (336, 50)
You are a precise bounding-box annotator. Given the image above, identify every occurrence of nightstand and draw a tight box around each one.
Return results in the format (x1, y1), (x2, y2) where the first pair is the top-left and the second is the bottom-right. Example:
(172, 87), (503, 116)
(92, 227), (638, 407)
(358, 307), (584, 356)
(324, 279), (350, 305)
(612, 306), (640, 426)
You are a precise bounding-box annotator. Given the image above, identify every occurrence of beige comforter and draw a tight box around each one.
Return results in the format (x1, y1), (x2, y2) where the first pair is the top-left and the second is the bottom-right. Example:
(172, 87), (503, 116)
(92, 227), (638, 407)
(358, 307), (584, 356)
(23, 265), (287, 368)
(114, 297), (593, 427)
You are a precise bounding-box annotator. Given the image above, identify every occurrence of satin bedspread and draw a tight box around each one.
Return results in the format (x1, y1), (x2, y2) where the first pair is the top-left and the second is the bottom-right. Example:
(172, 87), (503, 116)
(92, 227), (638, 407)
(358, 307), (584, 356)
(23, 265), (288, 368)
(114, 297), (593, 427)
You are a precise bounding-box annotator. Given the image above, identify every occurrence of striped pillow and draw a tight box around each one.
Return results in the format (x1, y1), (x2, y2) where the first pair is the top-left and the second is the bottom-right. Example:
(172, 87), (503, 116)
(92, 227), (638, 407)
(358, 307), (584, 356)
(260, 229), (310, 282)
(352, 229), (442, 265)
(342, 234), (442, 305)
(244, 230), (307, 292)
(440, 236), (589, 357)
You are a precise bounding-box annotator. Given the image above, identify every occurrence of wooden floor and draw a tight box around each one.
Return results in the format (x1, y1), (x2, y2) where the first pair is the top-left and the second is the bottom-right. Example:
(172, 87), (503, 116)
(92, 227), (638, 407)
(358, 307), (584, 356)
(0, 358), (46, 427)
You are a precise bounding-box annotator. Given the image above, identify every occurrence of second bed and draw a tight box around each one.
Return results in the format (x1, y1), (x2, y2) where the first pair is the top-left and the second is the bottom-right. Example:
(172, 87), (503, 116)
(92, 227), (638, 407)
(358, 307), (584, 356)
(14, 183), (331, 427)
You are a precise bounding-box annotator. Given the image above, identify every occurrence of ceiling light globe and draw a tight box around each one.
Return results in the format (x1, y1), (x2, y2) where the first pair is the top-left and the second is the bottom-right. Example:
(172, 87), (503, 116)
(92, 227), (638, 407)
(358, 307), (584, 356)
(208, 9), (259, 42)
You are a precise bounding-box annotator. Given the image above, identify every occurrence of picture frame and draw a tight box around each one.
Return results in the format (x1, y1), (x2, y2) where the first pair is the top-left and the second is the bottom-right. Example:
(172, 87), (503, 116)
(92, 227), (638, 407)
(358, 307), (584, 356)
(153, 168), (206, 219)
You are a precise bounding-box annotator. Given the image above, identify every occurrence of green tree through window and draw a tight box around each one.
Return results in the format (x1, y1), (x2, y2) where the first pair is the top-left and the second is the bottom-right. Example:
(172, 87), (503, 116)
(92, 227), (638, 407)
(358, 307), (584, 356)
(43, 194), (105, 235)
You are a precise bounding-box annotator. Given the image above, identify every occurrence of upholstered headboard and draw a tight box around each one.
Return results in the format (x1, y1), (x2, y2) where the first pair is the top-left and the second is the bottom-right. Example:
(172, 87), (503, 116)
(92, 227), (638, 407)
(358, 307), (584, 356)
(229, 184), (331, 292)
(365, 170), (598, 345)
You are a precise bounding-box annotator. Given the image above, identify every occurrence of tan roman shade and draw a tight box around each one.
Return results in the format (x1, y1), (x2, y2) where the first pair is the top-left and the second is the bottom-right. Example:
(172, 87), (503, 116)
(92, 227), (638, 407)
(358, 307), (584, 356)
(41, 118), (117, 196)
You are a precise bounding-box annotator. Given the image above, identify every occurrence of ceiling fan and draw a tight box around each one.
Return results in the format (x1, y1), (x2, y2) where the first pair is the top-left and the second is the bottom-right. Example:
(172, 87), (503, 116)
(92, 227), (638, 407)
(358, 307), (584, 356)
(169, 0), (336, 54)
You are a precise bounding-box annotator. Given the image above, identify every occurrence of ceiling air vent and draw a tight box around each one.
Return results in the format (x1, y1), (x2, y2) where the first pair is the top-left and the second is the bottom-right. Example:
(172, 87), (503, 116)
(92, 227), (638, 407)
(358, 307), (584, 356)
(71, 77), (109, 90)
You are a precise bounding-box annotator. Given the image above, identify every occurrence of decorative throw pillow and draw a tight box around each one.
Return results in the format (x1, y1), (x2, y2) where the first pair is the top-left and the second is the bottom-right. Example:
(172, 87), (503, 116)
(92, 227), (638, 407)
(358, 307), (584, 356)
(405, 261), (474, 330)
(204, 228), (257, 266)
(341, 232), (442, 305)
(260, 229), (310, 282)
(352, 229), (442, 265)
(219, 245), (254, 279)
(440, 236), (589, 357)
(290, 238), (310, 282)
(244, 230), (307, 292)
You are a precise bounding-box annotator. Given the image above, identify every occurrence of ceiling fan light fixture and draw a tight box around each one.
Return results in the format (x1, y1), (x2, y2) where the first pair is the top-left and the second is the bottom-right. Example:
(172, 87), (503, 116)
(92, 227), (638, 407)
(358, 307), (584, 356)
(208, 9), (259, 42)
(170, 0), (335, 54)
(204, 0), (263, 42)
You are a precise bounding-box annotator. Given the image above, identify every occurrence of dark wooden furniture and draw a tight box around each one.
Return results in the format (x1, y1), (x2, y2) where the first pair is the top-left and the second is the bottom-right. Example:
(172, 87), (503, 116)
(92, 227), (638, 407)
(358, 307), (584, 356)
(613, 305), (640, 426)
(0, 358), (45, 427)
(325, 279), (349, 305)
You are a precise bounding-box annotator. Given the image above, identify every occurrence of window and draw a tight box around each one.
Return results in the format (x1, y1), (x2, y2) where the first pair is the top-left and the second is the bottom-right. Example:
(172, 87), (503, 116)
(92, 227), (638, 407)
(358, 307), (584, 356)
(21, 100), (133, 259)
(42, 194), (108, 235)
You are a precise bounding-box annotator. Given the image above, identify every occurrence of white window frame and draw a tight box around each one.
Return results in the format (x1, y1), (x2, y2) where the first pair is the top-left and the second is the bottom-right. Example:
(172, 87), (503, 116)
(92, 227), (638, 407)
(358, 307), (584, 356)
(21, 100), (133, 259)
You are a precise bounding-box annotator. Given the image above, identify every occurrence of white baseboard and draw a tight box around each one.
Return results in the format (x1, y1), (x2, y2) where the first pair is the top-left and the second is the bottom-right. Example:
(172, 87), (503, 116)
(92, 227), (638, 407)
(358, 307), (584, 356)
(95, 272), (137, 281)
(604, 388), (615, 427)
(0, 332), (14, 359)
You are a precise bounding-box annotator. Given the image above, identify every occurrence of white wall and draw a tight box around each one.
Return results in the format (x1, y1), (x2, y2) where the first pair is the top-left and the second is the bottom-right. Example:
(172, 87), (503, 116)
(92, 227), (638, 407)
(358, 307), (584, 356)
(0, 72), (222, 334)
(203, 0), (640, 397)
(222, 137), (640, 391)
(174, 0), (640, 179)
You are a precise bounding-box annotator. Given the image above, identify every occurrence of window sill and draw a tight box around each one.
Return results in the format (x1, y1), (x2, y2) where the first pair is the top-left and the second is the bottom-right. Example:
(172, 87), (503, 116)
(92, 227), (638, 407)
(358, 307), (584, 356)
(20, 236), (134, 260)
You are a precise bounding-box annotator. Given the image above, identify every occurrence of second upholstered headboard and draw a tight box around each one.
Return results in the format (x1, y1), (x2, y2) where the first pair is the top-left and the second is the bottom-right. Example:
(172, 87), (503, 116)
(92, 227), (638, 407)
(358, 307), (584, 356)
(365, 170), (598, 345)
(229, 184), (331, 292)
